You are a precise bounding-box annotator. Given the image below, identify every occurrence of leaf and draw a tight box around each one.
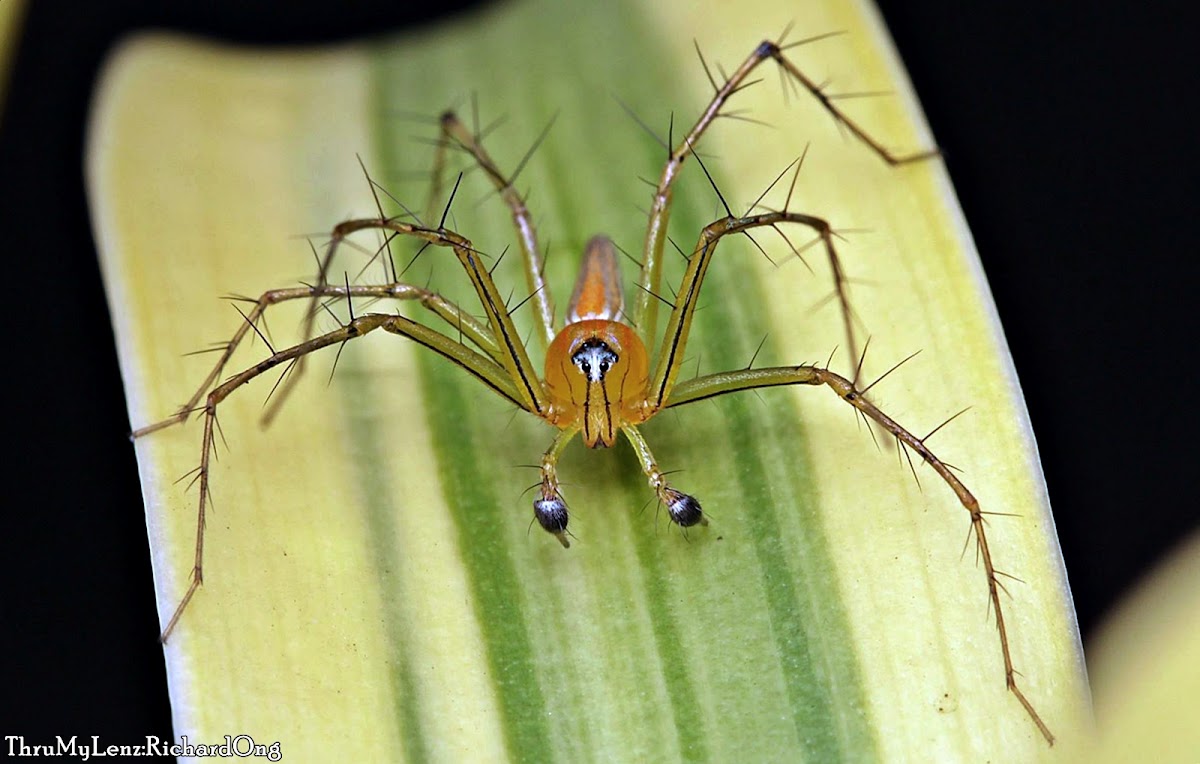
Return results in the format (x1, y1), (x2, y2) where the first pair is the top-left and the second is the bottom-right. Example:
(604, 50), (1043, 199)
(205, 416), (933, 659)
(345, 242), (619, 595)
(0, 0), (27, 117)
(1089, 529), (1200, 763)
(88, 0), (1090, 759)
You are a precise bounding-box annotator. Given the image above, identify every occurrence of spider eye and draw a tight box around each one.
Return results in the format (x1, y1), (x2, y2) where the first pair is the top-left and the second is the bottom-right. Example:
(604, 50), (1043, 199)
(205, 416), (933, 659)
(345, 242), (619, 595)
(571, 338), (619, 382)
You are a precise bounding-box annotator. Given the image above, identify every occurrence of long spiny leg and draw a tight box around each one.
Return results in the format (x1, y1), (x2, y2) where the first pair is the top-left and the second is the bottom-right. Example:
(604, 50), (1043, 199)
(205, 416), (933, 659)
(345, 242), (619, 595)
(268, 115), (557, 422)
(258, 239), (416, 425)
(432, 111), (557, 346)
(634, 34), (937, 353)
(134, 281), (499, 439)
(156, 309), (526, 641)
(662, 364), (1054, 745)
(648, 169), (896, 464)
(410, 220), (550, 416)
(262, 214), (549, 425)
(647, 207), (845, 410)
(621, 425), (707, 530)
(304, 220), (546, 416)
(147, 218), (553, 639)
(259, 157), (439, 424)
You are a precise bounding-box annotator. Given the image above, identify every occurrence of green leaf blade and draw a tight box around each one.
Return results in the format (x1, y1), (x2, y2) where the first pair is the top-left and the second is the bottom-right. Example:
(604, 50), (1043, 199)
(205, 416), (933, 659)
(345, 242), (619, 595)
(89, 0), (1091, 760)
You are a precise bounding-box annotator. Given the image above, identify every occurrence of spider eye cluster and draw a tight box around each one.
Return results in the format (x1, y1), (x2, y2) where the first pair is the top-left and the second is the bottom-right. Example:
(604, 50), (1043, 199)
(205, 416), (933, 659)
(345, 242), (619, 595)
(571, 338), (619, 383)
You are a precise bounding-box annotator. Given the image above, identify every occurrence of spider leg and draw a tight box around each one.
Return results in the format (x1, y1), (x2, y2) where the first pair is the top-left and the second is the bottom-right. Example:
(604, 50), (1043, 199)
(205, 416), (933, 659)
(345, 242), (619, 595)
(144, 218), (551, 640)
(433, 111), (556, 347)
(259, 160), (427, 424)
(647, 209), (840, 410)
(398, 221), (549, 416)
(662, 364), (1054, 745)
(634, 36), (937, 348)
(133, 281), (498, 439)
(156, 310), (525, 641)
(262, 119), (557, 423)
(271, 219), (548, 420)
(621, 425), (707, 530)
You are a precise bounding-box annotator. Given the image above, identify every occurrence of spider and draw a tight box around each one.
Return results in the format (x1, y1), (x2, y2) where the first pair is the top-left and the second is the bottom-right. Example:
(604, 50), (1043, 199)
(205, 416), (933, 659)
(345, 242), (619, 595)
(132, 35), (1053, 745)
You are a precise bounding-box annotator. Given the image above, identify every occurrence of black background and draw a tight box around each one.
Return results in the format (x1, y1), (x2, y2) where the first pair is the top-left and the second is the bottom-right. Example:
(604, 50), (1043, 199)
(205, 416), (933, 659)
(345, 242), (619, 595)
(1, 0), (1194, 747)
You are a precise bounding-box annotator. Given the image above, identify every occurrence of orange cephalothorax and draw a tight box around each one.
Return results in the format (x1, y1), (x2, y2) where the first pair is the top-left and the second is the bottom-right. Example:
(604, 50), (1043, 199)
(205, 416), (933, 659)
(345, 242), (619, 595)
(544, 319), (650, 447)
(543, 236), (649, 446)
